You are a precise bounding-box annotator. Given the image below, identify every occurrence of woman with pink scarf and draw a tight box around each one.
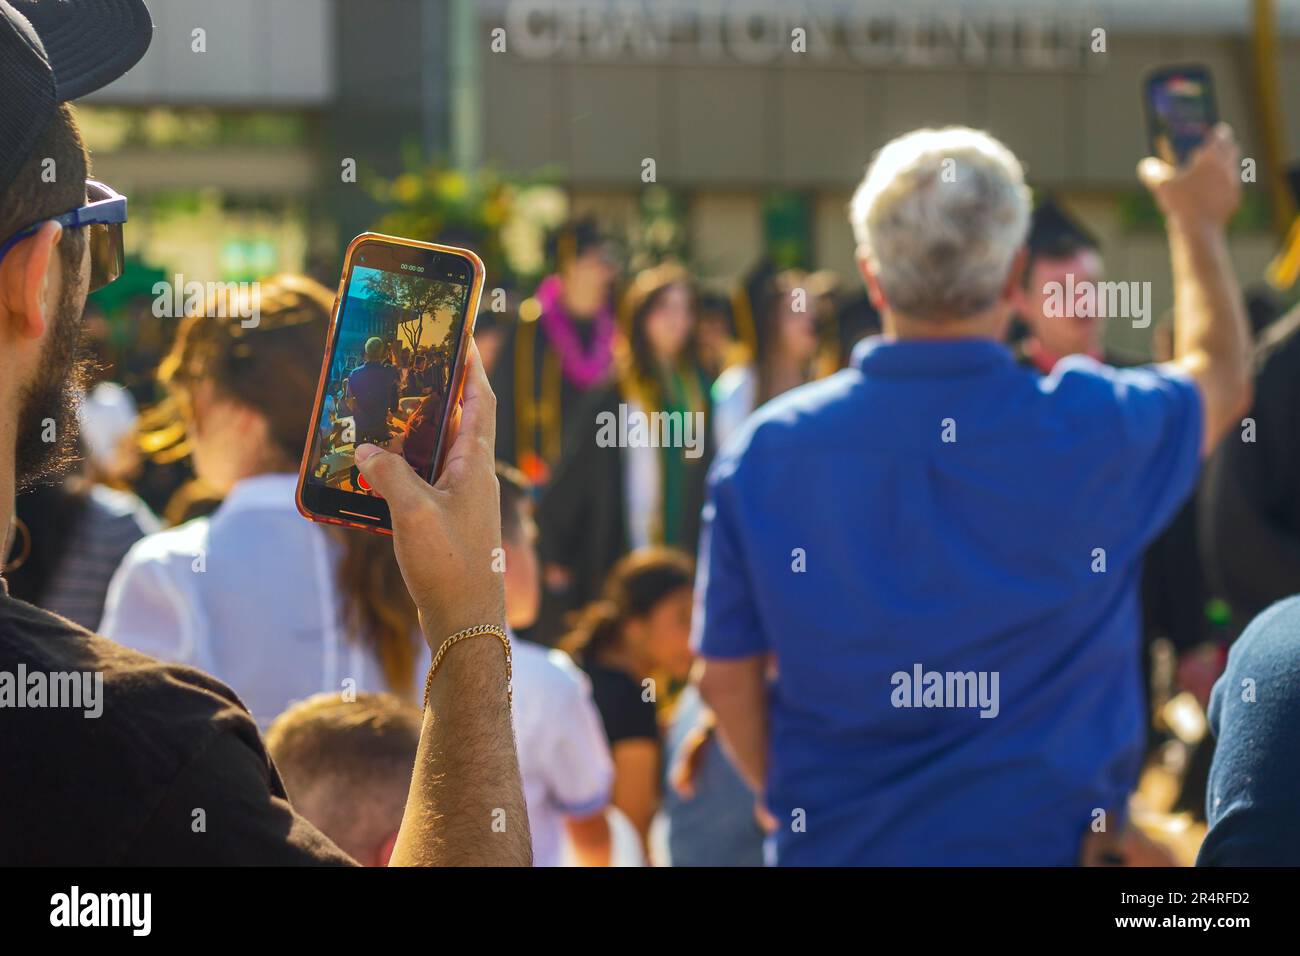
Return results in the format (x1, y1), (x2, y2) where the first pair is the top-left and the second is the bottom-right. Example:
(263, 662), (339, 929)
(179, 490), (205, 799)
(490, 219), (620, 484)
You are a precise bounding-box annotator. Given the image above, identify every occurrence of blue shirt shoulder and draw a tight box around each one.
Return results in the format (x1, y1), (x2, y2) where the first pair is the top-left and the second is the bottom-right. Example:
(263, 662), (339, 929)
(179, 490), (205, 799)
(1200, 595), (1300, 865)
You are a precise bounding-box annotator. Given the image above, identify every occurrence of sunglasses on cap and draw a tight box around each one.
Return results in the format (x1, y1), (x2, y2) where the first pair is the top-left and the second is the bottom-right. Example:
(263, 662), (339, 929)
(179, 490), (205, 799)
(0, 180), (127, 293)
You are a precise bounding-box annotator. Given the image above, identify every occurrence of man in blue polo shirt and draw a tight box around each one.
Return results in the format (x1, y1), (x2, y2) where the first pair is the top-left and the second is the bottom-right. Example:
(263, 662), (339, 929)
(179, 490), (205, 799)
(694, 125), (1252, 865)
(347, 336), (400, 444)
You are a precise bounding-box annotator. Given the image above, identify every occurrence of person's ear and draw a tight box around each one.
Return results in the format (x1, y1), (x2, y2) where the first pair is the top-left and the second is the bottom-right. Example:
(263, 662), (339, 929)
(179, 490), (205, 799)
(857, 252), (888, 314)
(0, 221), (62, 341)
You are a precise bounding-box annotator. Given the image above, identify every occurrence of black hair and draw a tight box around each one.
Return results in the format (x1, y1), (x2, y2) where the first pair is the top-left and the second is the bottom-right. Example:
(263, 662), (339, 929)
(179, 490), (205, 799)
(545, 216), (609, 269)
(0, 104), (88, 273)
(560, 547), (694, 662)
(696, 290), (737, 338)
(1022, 196), (1099, 286)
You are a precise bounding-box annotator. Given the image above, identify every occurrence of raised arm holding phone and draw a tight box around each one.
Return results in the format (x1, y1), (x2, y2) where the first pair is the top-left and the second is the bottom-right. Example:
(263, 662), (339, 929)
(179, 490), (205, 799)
(356, 339), (532, 866)
(0, 0), (528, 866)
(1138, 124), (1254, 456)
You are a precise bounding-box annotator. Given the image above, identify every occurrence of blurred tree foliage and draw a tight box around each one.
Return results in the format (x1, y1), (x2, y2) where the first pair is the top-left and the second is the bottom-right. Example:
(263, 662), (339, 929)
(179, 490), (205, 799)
(371, 151), (568, 290)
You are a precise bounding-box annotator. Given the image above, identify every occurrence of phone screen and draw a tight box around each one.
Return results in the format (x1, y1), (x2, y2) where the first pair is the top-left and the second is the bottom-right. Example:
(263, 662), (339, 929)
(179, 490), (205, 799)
(1146, 67), (1217, 166)
(305, 241), (474, 507)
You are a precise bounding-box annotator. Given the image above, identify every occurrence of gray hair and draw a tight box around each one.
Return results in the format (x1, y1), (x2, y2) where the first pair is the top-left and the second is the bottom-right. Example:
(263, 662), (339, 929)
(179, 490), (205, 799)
(848, 127), (1031, 320)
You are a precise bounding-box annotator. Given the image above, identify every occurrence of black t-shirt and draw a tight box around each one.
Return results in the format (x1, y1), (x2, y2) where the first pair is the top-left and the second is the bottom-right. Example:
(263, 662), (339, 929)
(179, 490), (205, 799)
(0, 581), (356, 865)
(582, 662), (659, 748)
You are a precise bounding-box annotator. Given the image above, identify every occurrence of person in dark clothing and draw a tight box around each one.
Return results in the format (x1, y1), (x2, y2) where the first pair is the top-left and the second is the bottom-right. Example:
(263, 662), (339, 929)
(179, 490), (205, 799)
(1198, 595), (1300, 865)
(537, 264), (712, 643)
(1, 1), (526, 865)
(346, 335), (400, 443)
(399, 388), (448, 480)
(408, 352), (434, 397)
(490, 218), (620, 483)
(1198, 306), (1300, 625)
(695, 290), (746, 384)
(560, 547), (695, 855)
(1189, 299), (1293, 820)
(1, 588), (357, 865)
(6, 474), (157, 630)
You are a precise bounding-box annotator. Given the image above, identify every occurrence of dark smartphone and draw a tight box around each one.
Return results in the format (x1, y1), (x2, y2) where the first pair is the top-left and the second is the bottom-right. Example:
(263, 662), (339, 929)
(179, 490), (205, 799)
(1144, 64), (1218, 166)
(296, 232), (485, 534)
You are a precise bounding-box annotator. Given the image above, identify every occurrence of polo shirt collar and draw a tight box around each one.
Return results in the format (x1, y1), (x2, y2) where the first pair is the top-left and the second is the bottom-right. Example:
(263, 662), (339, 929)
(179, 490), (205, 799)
(852, 334), (1015, 378)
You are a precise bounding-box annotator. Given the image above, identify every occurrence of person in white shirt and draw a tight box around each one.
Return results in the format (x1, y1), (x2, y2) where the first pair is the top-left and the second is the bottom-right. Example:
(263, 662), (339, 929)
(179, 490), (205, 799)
(712, 268), (834, 450)
(100, 276), (427, 727)
(498, 464), (616, 867)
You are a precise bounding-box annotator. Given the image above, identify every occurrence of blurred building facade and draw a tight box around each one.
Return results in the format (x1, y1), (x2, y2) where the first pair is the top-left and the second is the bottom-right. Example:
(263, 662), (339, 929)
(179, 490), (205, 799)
(80, 0), (1300, 352)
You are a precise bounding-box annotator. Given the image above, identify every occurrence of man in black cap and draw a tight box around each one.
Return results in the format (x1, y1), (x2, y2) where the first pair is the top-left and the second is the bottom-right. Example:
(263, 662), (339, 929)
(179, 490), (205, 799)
(0, 0), (528, 865)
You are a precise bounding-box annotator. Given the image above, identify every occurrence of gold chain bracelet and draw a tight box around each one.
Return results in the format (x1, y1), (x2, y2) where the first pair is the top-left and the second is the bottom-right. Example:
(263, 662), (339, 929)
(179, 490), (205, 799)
(422, 624), (513, 711)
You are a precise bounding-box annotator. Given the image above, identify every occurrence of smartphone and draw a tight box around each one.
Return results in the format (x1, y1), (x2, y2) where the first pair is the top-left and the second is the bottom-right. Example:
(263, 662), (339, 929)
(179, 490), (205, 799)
(1144, 64), (1218, 166)
(296, 232), (485, 534)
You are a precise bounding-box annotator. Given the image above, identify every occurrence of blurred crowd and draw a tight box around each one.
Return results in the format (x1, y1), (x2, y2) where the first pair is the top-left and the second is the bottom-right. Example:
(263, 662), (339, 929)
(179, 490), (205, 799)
(8, 124), (1300, 867)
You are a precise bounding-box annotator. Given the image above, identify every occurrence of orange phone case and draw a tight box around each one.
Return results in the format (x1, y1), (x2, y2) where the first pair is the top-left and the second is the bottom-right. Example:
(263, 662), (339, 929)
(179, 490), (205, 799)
(295, 232), (486, 535)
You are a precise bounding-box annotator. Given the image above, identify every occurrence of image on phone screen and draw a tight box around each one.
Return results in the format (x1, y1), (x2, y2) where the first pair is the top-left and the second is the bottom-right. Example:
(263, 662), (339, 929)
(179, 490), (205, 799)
(1147, 68), (1216, 166)
(305, 257), (470, 496)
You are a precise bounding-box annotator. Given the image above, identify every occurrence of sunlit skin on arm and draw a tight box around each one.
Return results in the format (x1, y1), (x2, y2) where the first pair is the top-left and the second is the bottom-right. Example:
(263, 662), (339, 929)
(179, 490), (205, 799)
(609, 738), (660, 854)
(696, 655), (768, 795)
(565, 810), (612, 867)
(353, 340), (531, 867)
(1138, 125), (1253, 457)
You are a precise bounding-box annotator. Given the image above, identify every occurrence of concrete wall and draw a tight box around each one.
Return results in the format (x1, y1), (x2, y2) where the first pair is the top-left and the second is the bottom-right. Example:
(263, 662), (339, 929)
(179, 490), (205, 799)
(88, 0), (335, 105)
(481, 31), (1300, 189)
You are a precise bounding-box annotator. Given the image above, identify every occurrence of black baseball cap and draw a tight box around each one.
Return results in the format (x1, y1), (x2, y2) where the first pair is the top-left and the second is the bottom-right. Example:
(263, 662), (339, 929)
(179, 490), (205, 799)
(0, 0), (153, 194)
(1026, 194), (1099, 258)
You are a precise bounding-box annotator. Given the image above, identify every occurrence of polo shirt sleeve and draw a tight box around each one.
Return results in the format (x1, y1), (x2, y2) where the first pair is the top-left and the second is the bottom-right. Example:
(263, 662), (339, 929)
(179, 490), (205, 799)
(1052, 356), (1204, 554)
(693, 467), (767, 660)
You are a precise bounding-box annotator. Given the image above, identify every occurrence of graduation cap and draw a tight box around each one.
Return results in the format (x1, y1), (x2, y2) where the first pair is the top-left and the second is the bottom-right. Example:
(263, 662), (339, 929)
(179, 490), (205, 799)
(545, 216), (618, 269)
(1026, 194), (1100, 260)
